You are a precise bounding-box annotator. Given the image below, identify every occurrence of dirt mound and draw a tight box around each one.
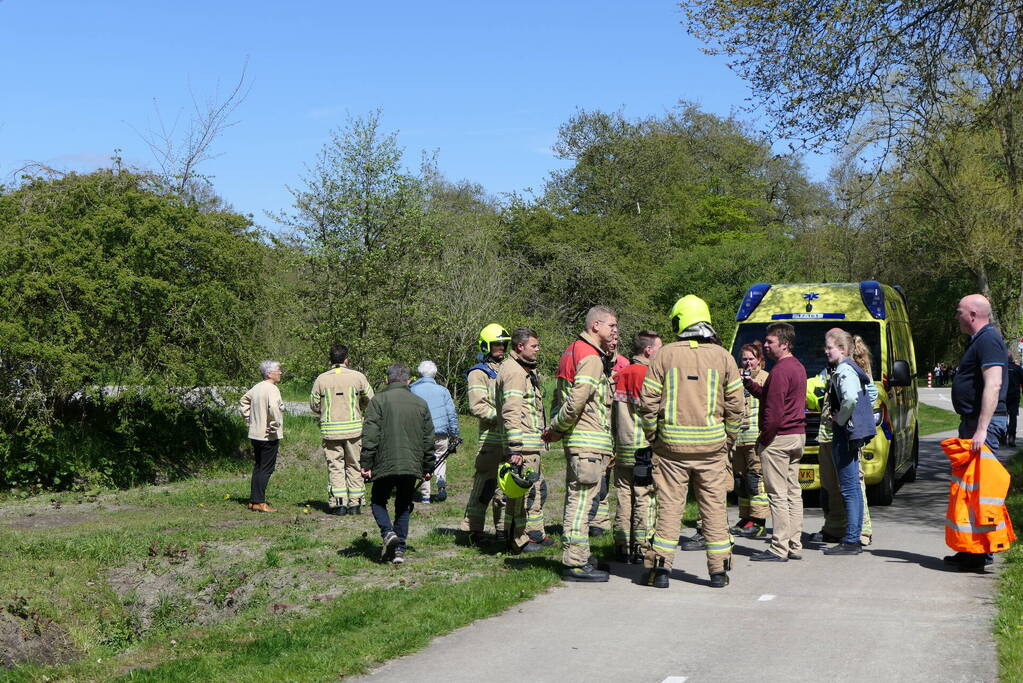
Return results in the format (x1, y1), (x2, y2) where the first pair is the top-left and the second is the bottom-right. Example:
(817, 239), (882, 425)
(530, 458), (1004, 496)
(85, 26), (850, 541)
(0, 603), (78, 669)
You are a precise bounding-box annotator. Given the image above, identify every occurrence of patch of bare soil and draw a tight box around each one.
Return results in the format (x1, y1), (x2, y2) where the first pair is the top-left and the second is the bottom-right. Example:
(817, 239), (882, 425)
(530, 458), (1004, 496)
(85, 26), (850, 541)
(2, 503), (146, 531)
(0, 603), (78, 669)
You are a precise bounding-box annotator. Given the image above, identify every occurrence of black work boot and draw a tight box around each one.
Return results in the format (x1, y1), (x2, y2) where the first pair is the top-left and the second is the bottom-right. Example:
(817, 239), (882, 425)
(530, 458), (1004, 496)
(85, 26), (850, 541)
(520, 541), (545, 553)
(563, 563), (610, 582)
(709, 572), (730, 588)
(348, 505), (361, 516)
(645, 566), (670, 588)
(328, 505), (347, 516)
(679, 532), (706, 551)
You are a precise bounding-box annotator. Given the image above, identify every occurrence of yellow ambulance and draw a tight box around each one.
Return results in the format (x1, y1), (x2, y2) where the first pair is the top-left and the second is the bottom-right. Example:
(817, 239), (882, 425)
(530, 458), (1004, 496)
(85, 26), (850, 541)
(730, 282), (918, 505)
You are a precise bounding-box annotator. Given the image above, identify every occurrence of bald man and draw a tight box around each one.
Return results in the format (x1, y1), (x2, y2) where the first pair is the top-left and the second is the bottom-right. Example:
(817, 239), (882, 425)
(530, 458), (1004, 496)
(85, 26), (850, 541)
(951, 294), (1009, 460)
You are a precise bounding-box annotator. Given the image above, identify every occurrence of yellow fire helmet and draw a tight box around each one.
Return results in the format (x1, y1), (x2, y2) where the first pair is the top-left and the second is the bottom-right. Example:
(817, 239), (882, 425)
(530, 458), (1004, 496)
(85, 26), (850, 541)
(478, 323), (512, 355)
(497, 462), (539, 499)
(669, 295), (711, 334)
(806, 375), (828, 411)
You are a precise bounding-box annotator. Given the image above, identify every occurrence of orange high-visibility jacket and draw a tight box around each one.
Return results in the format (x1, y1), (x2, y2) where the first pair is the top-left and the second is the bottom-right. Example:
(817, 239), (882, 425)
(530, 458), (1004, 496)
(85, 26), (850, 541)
(942, 437), (1016, 554)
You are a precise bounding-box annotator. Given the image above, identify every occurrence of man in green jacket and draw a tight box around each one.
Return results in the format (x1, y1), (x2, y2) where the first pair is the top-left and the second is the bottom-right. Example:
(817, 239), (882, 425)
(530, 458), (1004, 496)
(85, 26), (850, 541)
(361, 363), (437, 565)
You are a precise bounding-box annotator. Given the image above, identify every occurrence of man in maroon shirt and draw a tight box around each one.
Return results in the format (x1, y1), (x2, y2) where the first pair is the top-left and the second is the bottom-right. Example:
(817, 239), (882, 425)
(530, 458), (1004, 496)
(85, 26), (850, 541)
(745, 322), (807, 562)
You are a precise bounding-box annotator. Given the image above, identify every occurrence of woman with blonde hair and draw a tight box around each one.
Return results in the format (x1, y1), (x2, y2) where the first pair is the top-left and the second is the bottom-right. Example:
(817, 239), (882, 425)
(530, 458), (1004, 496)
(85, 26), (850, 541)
(821, 329), (876, 555)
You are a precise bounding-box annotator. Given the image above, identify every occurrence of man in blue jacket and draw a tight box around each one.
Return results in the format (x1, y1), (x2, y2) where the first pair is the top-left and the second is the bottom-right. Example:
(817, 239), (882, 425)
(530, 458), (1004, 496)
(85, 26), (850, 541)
(411, 360), (461, 504)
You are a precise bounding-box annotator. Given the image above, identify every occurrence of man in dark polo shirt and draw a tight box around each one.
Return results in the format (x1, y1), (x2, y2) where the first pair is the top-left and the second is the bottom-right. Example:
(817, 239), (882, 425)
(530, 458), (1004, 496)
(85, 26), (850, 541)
(951, 294), (1008, 461)
(746, 322), (807, 562)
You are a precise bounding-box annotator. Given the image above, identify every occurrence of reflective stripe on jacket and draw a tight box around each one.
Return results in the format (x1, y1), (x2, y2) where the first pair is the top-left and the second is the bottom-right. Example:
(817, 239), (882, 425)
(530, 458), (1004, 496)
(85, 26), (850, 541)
(942, 437), (1016, 553)
(551, 332), (614, 454)
(613, 357), (651, 461)
(638, 339), (743, 454)
(738, 367), (768, 446)
(496, 351), (545, 454)
(309, 365), (374, 439)
(467, 359), (504, 446)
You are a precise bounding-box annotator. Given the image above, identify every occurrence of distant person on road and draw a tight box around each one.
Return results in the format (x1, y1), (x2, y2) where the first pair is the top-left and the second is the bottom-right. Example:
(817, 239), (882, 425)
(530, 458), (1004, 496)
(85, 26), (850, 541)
(240, 360), (286, 513)
(410, 360), (460, 505)
(745, 322), (807, 563)
(361, 364), (436, 565)
(947, 294), (1009, 572)
(1004, 353), (1022, 449)
(820, 328), (877, 556)
(309, 344), (374, 516)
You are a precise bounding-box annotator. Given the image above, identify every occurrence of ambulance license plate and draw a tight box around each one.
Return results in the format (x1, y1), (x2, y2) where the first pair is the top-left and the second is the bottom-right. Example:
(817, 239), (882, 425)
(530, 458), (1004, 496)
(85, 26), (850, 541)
(798, 468), (815, 485)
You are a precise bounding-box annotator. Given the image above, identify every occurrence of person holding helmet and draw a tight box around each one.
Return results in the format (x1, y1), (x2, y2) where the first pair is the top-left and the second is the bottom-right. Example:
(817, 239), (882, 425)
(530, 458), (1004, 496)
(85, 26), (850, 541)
(612, 330), (662, 563)
(543, 305), (619, 582)
(496, 327), (554, 552)
(638, 296), (743, 589)
(460, 323), (512, 544)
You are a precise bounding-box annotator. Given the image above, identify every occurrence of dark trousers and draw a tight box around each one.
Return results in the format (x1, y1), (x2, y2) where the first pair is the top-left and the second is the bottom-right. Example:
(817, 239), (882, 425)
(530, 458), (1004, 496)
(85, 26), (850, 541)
(250, 439), (279, 504)
(1008, 405), (1019, 444)
(371, 475), (416, 551)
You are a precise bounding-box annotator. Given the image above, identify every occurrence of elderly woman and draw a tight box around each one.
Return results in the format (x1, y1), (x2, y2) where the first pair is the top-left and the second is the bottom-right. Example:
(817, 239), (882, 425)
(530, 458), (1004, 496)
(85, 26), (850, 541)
(239, 360), (285, 512)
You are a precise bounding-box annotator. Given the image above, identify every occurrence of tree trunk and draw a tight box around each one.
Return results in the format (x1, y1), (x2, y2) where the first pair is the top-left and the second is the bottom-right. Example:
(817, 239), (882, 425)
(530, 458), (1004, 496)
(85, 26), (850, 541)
(975, 261), (1002, 333)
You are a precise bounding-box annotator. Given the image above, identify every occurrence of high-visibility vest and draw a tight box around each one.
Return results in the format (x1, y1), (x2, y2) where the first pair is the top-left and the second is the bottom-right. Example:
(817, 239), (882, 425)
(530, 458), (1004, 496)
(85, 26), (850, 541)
(942, 437), (1016, 554)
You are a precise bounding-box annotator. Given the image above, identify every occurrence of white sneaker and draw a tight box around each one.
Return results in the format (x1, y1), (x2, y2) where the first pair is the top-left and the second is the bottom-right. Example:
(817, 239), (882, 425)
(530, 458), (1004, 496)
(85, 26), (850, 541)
(392, 549), (405, 565)
(381, 531), (399, 561)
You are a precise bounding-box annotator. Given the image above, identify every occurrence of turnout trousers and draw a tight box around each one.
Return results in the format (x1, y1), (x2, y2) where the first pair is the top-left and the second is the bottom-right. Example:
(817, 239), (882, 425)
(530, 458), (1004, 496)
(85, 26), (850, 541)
(817, 441), (872, 544)
(589, 463), (613, 533)
(613, 457), (654, 550)
(460, 444), (507, 534)
(323, 437), (365, 507)
(562, 449), (611, 567)
(505, 452), (547, 548)
(733, 442), (770, 521)
(645, 445), (732, 576)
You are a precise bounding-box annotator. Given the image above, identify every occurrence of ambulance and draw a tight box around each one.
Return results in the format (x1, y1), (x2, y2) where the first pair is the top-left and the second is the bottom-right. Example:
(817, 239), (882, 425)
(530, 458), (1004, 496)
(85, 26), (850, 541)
(730, 282), (919, 505)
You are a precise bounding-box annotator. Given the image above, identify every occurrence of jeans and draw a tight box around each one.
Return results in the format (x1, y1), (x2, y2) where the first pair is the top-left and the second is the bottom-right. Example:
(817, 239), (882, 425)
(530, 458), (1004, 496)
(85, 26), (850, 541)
(958, 415), (1009, 462)
(371, 475), (416, 551)
(831, 433), (864, 545)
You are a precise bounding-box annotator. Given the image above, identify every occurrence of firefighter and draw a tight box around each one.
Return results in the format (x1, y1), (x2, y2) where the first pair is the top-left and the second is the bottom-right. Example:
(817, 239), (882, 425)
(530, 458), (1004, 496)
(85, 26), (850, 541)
(639, 296), (743, 589)
(730, 342), (771, 538)
(309, 344), (374, 515)
(612, 330), (662, 563)
(590, 339), (630, 538)
(460, 324), (512, 543)
(496, 327), (554, 552)
(543, 305), (619, 582)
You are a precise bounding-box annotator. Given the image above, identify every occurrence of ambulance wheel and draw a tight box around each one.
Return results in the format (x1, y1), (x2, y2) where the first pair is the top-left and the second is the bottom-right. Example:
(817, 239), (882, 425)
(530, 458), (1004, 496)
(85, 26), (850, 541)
(867, 453), (895, 506)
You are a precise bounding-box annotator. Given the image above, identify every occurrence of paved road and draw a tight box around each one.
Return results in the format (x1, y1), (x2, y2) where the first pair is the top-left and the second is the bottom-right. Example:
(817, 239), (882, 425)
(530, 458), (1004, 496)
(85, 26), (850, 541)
(359, 426), (1001, 683)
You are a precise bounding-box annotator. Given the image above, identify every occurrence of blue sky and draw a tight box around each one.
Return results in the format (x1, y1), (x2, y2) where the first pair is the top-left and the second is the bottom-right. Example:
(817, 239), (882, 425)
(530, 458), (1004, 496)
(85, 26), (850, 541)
(1, 1), (831, 230)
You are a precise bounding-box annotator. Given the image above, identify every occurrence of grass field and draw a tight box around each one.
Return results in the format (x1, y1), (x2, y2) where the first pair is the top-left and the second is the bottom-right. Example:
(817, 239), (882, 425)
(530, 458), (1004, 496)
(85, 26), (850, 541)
(0, 415), (588, 680)
(997, 447), (1023, 681)
(917, 402), (963, 435)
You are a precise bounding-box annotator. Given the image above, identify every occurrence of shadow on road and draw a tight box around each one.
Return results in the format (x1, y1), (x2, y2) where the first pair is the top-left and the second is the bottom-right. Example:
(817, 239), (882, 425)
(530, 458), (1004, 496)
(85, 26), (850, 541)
(868, 547), (956, 572)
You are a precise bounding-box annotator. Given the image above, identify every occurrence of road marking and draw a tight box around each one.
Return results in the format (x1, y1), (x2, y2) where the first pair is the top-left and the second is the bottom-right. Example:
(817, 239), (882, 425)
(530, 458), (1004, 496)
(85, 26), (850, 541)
(661, 677), (687, 683)
(758, 594), (776, 601)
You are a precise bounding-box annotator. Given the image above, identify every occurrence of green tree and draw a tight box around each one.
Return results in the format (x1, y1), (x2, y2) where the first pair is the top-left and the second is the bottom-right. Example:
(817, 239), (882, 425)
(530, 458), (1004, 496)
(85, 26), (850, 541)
(276, 111), (441, 379)
(0, 169), (264, 489)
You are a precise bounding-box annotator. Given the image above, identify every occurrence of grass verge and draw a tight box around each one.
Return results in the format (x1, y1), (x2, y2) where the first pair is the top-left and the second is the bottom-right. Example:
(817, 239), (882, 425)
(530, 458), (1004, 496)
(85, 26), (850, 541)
(917, 402), (961, 435)
(0, 415), (567, 680)
(996, 447), (1023, 680)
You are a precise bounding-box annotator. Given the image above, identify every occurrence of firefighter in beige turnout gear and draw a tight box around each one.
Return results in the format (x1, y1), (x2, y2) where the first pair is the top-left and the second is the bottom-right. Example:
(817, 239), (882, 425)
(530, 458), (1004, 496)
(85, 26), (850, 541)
(496, 328), (553, 552)
(612, 330), (662, 562)
(639, 296), (744, 589)
(731, 342), (771, 538)
(544, 305), (619, 582)
(460, 324), (511, 541)
(310, 345), (374, 515)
